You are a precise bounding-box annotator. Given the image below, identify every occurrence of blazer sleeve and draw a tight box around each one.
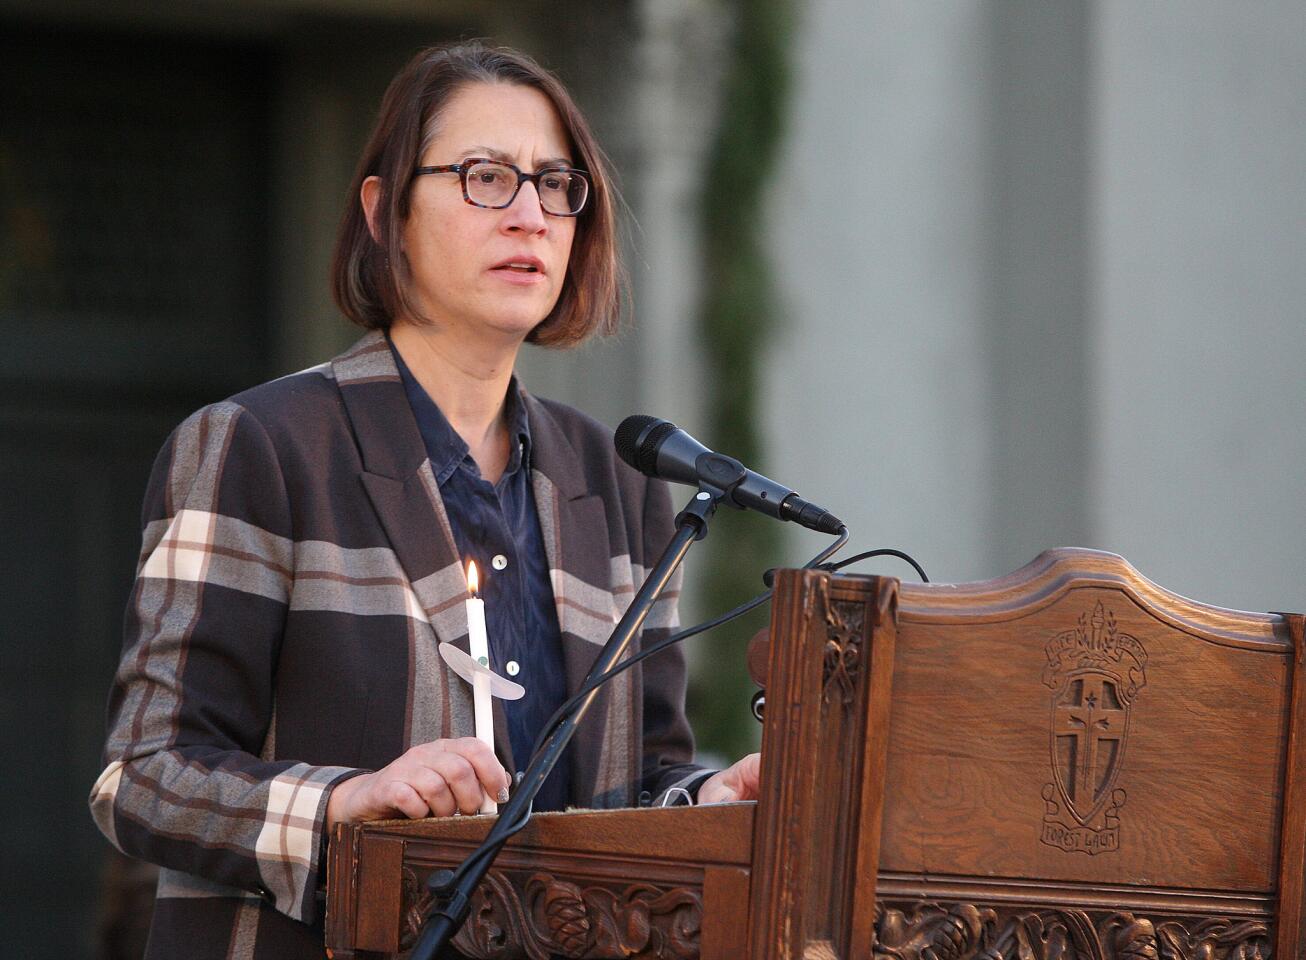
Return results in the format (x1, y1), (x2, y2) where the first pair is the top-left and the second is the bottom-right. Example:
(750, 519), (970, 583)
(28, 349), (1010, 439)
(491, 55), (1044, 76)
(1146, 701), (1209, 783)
(88, 400), (359, 924)
(635, 476), (715, 799)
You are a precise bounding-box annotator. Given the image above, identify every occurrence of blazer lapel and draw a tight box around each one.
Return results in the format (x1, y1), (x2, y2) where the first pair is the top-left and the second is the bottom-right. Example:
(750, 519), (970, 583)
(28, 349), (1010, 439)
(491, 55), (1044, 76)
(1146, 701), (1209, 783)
(331, 333), (476, 749)
(525, 395), (634, 807)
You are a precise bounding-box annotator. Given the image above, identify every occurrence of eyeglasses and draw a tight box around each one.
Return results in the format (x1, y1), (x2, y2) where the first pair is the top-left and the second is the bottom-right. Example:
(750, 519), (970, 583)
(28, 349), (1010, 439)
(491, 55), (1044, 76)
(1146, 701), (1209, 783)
(413, 158), (590, 217)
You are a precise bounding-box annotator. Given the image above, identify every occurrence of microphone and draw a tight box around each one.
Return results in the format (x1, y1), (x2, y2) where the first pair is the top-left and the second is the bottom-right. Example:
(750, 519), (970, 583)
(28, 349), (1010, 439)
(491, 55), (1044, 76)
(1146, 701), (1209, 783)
(614, 415), (845, 535)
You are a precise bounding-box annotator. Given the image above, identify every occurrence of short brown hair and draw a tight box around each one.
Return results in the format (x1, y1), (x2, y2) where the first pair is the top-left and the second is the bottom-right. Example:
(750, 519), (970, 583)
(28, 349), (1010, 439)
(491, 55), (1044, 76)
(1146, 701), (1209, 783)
(330, 43), (622, 347)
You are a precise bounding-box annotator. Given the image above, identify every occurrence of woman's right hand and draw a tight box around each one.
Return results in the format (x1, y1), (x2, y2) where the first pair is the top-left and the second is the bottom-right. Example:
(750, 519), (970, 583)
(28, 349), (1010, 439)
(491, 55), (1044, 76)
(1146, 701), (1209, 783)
(326, 737), (511, 826)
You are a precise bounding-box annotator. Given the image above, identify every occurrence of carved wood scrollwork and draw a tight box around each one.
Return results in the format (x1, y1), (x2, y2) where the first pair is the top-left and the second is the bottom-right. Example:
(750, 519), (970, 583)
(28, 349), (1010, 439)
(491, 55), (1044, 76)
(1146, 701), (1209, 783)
(873, 900), (1272, 960)
(822, 590), (865, 707)
(399, 866), (703, 959)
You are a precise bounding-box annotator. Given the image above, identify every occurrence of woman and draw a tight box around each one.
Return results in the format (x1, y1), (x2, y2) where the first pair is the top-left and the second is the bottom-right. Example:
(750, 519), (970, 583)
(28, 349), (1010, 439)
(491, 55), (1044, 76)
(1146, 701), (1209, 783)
(90, 42), (759, 959)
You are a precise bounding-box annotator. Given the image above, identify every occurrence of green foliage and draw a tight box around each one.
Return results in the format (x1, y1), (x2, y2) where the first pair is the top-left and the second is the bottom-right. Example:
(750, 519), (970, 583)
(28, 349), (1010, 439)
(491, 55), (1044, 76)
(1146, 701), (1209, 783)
(687, 0), (793, 762)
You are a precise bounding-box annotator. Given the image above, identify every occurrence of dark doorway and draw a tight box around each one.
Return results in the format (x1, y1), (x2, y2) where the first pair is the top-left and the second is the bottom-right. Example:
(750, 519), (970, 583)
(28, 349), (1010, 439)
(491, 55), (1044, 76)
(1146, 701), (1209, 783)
(1, 23), (274, 957)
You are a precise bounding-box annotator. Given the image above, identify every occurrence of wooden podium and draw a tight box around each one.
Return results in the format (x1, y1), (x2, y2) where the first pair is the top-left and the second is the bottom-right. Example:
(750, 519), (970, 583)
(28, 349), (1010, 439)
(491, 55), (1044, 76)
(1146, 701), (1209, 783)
(325, 549), (1306, 959)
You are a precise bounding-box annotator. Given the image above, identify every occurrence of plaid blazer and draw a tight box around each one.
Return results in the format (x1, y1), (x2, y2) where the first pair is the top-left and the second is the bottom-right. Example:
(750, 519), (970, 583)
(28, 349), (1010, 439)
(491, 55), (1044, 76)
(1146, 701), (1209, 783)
(89, 332), (702, 959)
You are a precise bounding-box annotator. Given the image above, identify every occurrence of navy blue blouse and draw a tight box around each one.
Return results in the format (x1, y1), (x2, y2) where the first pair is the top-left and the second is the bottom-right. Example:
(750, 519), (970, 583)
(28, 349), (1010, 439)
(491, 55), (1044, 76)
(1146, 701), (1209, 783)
(390, 341), (570, 811)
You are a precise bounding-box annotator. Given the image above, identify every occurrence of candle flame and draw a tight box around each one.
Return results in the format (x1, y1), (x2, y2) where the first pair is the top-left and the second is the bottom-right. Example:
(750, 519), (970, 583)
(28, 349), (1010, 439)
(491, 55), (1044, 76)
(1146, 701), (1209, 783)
(466, 560), (479, 595)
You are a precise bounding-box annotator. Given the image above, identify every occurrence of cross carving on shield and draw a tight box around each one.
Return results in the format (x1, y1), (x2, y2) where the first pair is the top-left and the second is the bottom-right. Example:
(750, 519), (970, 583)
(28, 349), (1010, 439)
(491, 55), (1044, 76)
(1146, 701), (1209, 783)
(1052, 672), (1127, 823)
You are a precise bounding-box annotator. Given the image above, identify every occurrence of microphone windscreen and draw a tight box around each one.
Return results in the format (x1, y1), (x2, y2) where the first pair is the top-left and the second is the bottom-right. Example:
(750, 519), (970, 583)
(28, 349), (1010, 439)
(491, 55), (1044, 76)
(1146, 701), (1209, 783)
(614, 415), (676, 476)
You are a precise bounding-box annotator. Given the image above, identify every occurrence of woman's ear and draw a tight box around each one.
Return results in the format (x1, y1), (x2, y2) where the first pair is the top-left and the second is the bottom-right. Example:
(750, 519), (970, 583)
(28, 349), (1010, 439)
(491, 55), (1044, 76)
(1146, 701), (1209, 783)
(360, 176), (384, 243)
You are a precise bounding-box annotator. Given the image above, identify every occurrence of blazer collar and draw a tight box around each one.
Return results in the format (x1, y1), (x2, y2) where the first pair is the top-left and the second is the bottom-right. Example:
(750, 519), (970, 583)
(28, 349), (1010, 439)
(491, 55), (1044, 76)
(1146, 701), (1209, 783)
(332, 331), (469, 652)
(519, 392), (589, 500)
(330, 330), (427, 481)
(329, 330), (598, 559)
(332, 331), (563, 490)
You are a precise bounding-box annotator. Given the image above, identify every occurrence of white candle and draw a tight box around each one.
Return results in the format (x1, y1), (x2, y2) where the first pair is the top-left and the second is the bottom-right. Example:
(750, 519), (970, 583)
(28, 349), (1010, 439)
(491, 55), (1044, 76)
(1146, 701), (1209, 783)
(464, 561), (497, 814)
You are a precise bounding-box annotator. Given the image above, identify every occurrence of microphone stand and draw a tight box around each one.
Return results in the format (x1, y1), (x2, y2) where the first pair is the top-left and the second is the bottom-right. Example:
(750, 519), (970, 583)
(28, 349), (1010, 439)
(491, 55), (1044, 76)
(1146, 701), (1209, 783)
(409, 486), (723, 960)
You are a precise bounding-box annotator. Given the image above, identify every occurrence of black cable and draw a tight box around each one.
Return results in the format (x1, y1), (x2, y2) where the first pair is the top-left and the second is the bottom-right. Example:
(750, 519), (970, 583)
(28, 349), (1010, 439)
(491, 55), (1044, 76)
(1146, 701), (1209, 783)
(437, 525), (852, 892)
(528, 589), (773, 759)
(460, 535), (916, 881)
(443, 583), (781, 880)
(528, 524), (849, 761)
(819, 547), (929, 582)
(805, 524), (851, 569)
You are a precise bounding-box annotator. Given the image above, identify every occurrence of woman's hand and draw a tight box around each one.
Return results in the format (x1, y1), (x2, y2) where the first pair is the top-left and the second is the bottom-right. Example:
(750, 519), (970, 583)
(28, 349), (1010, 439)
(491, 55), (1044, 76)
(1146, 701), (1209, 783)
(326, 737), (511, 826)
(696, 752), (761, 804)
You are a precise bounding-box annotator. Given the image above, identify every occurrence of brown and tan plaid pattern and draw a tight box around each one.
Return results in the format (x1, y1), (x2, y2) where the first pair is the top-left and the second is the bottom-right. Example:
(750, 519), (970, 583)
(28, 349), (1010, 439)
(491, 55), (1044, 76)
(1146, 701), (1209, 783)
(90, 331), (703, 959)
(255, 767), (336, 909)
(140, 509), (293, 601)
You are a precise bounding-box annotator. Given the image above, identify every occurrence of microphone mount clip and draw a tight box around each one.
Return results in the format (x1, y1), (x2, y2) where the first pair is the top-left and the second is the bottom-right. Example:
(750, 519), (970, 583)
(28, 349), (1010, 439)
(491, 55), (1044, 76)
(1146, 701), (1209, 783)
(673, 481), (728, 540)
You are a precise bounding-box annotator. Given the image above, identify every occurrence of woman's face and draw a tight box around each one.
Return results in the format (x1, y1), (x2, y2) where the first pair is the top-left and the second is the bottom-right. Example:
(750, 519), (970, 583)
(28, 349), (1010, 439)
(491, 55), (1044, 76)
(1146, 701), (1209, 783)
(396, 81), (578, 343)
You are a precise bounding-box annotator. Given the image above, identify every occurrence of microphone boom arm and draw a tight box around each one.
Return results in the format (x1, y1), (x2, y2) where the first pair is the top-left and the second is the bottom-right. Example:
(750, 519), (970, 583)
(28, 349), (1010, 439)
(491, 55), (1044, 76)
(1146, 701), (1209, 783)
(408, 484), (725, 959)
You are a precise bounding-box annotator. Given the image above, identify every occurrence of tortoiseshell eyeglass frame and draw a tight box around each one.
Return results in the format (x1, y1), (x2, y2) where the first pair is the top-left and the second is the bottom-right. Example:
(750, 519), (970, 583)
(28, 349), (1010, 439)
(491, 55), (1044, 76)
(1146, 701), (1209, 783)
(412, 158), (590, 217)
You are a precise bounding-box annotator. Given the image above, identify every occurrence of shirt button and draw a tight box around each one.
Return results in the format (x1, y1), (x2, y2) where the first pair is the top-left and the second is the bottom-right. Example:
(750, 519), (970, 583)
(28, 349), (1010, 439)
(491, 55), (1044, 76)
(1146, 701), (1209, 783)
(491, 554), (508, 571)
(506, 660), (520, 677)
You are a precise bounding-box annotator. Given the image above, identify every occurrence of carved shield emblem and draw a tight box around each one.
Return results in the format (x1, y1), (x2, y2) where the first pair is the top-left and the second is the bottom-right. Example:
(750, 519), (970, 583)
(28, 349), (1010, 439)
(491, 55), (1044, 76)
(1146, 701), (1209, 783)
(1050, 670), (1127, 824)
(1040, 601), (1147, 854)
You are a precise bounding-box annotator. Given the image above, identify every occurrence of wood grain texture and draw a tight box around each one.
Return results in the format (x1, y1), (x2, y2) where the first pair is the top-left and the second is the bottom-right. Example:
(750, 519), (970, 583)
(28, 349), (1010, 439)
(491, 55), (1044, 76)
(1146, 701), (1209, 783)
(848, 577), (898, 955)
(897, 548), (1288, 649)
(1274, 612), (1306, 960)
(700, 867), (750, 960)
(354, 834), (405, 953)
(325, 805), (752, 958)
(747, 570), (896, 960)
(747, 566), (822, 960)
(324, 549), (1304, 959)
(348, 803), (751, 862)
(884, 561), (1292, 891)
(324, 822), (354, 956)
